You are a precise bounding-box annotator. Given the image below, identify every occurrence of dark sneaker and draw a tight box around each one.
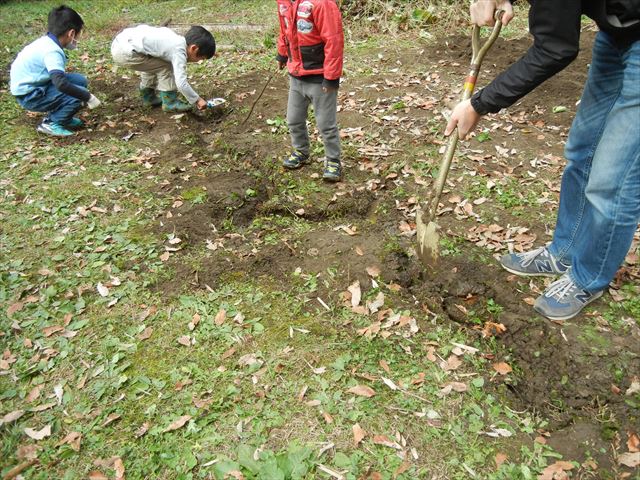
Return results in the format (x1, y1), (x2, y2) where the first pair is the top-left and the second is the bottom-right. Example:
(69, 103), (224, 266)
(65, 117), (85, 129)
(282, 150), (309, 169)
(140, 87), (162, 108)
(500, 246), (569, 277)
(534, 273), (603, 321)
(322, 158), (342, 182)
(37, 121), (73, 137)
(159, 91), (192, 112)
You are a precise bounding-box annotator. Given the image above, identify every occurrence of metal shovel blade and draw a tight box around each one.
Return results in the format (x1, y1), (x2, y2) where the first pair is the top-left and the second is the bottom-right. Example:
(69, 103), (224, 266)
(416, 207), (439, 266)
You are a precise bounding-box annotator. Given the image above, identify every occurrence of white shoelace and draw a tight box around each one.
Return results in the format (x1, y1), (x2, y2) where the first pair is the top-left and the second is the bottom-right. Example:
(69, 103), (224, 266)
(516, 246), (547, 267)
(545, 275), (577, 301)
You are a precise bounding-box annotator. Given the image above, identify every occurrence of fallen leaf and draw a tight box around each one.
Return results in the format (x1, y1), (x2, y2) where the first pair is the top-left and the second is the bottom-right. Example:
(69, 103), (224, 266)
(164, 415), (192, 432)
(495, 452), (508, 468)
(138, 327), (153, 341)
(177, 335), (191, 346)
(102, 413), (121, 427)
(7, 302), (24, 317)
(626, 377), (640, 395)
(43, 325), (64, 337)
(538, 460), (575, 480)
(1, 410), (25, 425)
(26, 385), (43, 403)
(353, 423), (366, 446)
(347, 385), (376, 398)
(88, 472), (109, 480)
(628, 431), (640, 453)
(57, 431), (82, 451)
(372, 434), (402, 450)
(348, 281), (361, 308)
(135, 422), (150, 438)
(366, 266), (381, 278)
(440, 354), (462, 371)
(24, 425), (52, 440)
(214, 308), (227, 326)
(618, 452), (640, 468)
(96, 282), (109, 297)
(114, 457), (125, 480)
(493, 362), (512, 375)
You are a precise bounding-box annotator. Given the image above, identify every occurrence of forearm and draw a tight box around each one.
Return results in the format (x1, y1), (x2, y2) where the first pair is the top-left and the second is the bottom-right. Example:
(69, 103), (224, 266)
(50, 71), (91, 102)
(172, 60), (200, 104)
(471, 0), (581, 114)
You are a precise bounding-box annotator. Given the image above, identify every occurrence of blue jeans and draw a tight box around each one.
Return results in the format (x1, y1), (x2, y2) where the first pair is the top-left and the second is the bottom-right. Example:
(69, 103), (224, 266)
(16, 73), (88, 125)
(548, 32), (640, 292)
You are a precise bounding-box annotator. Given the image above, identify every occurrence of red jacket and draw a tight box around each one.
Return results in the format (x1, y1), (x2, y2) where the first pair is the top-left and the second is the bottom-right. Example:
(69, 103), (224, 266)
(276, 0), (344, 87)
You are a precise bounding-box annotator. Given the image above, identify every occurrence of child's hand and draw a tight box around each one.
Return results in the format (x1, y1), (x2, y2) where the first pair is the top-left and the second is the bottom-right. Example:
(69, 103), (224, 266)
(196, 98), (208, 110)
(322, 86), (338, 94)
(278, 60), (286, 70)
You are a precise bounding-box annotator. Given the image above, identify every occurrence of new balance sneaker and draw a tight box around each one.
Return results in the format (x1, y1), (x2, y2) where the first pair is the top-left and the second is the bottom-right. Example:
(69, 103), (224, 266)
(322, 158), (342, 182)
(534, 273), (604, 321)
(500, 246), (569, 277)
(36, 121), (73, 137)
(282, 150), (309, 169)
(65, 117), (85, 129)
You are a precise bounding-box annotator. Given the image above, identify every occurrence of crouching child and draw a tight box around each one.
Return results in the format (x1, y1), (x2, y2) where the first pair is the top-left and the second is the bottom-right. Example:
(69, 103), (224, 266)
(10, 5), (101, 137)
(276, 0), (344, 182)
(111, 25), (216, 112)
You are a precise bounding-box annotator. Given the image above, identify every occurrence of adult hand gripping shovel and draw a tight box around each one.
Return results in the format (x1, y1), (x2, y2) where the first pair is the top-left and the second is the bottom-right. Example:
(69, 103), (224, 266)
(416, 13), (504, 267)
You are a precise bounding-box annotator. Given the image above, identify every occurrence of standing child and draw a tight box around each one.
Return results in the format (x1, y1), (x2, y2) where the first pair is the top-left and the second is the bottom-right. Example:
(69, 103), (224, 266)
(111, 25), (216, 112)
(10, 5), (101, 137)
(276, 0), (344, 182)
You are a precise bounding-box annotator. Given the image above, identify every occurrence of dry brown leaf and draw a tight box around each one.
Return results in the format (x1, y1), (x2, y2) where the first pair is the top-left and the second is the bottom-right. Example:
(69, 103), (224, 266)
(24, 425), (52, 440)
(538, 460), (575, 480)
(102, 413), (121, 427)
(1, 410), (25, 425)
(135, 422), (150, 438)
(114, 457), (125, 480)
(348, 281), (361, 308)
(177, 335), (191, 346)
(164, 415), (192, 432)
(366, 266), (381, 278)
(353, 423), (366, 446)
(481, 321), (507, 338)
(493, 362), (513, 375)
(379, 360), (390, 373)
(347, 385), (376, 398)
(57, 431), (82, 451)
(88, 472), (109, 480)
(372, 434), (402, 450)
(618, 452), (640, 468)
(214, 309), (227, 326)
(495, 452), (508, 468)
(138, 327), (153, 341)
(393, 462), (410, 479)
(7, 302), (24, 317)
(628, 431), (640, 453)
(440, 354), (462, 371)
(43, 325), (64, 337)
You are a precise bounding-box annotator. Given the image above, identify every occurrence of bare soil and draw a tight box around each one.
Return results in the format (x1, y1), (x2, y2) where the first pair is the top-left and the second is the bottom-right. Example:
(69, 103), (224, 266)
(21, 27), (637, 471)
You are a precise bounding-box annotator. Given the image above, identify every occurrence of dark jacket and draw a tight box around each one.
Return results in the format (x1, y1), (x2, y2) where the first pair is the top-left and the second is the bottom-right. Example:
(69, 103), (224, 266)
(471, 0), (640, 115)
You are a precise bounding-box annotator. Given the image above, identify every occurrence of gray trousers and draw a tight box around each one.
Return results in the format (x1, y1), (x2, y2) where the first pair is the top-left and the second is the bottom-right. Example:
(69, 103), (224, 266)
(287, 76), (341, 161)
(111, 38), (177, 91)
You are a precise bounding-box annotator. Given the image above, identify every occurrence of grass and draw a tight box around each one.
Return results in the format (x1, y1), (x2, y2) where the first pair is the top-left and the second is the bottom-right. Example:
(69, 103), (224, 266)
(1, 1), (638, 479)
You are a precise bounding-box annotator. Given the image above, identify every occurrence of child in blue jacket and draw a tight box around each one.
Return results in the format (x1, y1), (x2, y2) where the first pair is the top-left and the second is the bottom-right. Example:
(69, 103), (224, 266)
(10, 5), (101, 137)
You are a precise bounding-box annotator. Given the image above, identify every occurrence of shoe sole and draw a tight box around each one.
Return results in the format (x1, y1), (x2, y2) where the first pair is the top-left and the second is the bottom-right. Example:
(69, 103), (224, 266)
(283, 159), (310, 170)
(36, 126), (72, 137)
(500, 263), (565, 278)
(534, 290), (604, 321)
(322, 174), (341, 182)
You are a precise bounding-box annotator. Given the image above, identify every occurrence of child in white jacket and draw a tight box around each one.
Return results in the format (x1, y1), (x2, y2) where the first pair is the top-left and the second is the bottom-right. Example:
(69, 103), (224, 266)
(111, 25), (215, 112)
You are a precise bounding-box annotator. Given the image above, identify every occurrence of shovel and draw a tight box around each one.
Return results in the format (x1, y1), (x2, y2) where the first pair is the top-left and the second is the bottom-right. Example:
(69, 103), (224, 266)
(416, 13), (504, 267)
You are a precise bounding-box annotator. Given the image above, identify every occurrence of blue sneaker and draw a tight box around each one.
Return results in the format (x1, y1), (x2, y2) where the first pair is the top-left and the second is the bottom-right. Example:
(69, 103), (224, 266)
(500, 246), (569, 277)
(534, 273), (603, 321)
(322, 158), (342, 182)
(282, 150), (309, 169)
(36, 121), (73, 137)
(65, 117), (85, 129)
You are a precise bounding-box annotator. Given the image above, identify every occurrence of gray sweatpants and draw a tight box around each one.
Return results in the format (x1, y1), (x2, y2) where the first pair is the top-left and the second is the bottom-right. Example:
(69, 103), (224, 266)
(287, 76), (341, 162)
(111, 37), (177, 92)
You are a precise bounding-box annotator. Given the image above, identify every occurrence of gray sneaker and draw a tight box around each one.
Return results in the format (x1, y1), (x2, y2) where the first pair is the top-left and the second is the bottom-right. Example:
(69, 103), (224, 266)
(534, 273), (603, 321)
(500, 246), (569, 277)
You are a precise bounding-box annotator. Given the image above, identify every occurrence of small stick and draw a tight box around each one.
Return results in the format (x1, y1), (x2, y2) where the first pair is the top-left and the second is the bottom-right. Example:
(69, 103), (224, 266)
(241, 70), (276, 125)
(3, 459), (39, 480)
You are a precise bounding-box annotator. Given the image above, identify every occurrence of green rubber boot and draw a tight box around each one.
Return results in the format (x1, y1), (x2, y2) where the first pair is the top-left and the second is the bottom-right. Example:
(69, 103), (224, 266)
(159, 91), (192, 113)
(139, 88), (162, 107)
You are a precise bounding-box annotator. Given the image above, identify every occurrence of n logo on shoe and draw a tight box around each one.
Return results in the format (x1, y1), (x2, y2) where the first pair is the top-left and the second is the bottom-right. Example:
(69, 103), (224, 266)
(534, 259), (552, 273)
(575, 291), (591, 304)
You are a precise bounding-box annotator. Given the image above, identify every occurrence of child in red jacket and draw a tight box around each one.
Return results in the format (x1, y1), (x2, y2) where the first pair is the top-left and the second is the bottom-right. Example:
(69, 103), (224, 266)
(276, 0), (344, 182)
